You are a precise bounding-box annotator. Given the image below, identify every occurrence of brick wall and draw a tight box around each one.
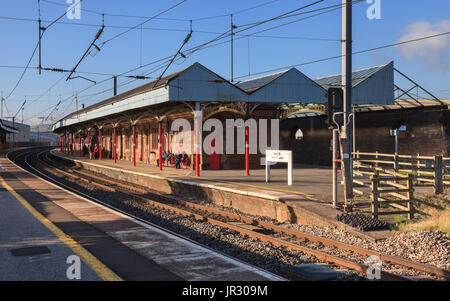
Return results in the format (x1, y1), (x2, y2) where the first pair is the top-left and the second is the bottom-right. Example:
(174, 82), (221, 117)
(280, 106), (449, 166)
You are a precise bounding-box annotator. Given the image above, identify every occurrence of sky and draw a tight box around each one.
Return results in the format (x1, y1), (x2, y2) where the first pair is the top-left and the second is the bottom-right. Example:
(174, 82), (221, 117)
(0, 0), (449, 126)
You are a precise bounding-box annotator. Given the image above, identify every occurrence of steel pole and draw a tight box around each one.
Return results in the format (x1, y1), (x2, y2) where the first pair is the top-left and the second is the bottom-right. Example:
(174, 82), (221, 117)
(341, 0), (353, 209)
(332, 129), (339, 207)
(230, 14), (234, 82)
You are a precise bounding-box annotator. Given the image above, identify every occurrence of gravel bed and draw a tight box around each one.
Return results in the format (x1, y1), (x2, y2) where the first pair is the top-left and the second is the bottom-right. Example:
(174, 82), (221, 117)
(195, 198), (449, 279)
(373, 231), (450, 270)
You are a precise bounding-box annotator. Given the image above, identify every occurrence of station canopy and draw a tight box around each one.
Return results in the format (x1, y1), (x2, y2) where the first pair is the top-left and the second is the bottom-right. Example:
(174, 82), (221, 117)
(0, 119), (19, 134)
(53, 62), (395, 132)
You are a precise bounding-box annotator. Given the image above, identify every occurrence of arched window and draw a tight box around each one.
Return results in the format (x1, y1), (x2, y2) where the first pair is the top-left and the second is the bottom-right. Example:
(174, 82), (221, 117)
(291, 128), (304, 141)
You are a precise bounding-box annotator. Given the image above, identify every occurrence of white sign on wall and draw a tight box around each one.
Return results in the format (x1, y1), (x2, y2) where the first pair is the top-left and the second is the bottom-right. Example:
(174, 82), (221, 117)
(265, 150), (293, 186)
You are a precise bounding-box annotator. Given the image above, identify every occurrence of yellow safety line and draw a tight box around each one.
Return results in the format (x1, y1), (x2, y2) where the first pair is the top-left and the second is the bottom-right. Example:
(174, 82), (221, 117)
(0, 175), (122, 281)
(188, 175), (317, 199)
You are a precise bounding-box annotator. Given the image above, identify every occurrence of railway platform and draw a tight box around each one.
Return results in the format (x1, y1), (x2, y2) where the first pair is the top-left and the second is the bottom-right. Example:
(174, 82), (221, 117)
(0, 149), (282, 281)
(53, 150), (392, 242)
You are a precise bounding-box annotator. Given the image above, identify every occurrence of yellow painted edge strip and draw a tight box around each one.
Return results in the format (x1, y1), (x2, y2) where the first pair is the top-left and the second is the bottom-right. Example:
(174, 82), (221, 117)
(0, 175), (122, 281)
(188, 175), (317, 199)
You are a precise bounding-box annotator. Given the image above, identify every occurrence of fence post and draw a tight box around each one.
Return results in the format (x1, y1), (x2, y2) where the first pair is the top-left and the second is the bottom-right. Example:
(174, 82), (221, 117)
(394, 152), (399, 172)
(375, 151), (379, 168)
(407, 174), (414, 220)
(434, 155), (443, 194)
(416, 153), (420, 174)
(371, 171), (379, 219)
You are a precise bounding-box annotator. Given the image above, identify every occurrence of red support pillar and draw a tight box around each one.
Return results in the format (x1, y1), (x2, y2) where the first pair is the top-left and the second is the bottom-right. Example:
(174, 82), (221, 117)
(158, 122), (162, 171)
(245, 125), (250, 176)
(60, 136), (63, 152)
(71, 133), (74, 155)
(195, 122), (200, 177)
(78, 134), (82, 157)
(87, 132), (90, 158)
(113, 128), (117, 163)
(140, 130), (143, 161)
(132, 126), (136, 166)
(99, 130), (102, 160)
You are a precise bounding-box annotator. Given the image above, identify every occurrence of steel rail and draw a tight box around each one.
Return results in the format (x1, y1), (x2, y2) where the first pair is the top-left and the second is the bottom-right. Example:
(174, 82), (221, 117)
(36, 152), (429, 280)
(47, 155), (450, 280)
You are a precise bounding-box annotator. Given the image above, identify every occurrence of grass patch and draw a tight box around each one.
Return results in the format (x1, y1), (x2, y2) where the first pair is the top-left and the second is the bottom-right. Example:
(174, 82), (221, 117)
(397, 194), (450, 233)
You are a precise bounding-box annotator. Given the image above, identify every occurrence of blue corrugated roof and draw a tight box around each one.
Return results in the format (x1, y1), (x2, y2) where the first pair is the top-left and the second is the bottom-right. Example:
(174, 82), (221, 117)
(235, 70), (289, 92)
(314, 65), (386, 89)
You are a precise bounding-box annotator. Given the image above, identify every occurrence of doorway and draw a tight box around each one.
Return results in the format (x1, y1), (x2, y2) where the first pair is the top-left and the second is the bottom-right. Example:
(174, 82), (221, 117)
(209, 138), (221, 170)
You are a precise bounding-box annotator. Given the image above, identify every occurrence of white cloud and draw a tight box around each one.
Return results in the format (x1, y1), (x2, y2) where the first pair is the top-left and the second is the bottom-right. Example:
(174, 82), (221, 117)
(397, 21), (450, 71)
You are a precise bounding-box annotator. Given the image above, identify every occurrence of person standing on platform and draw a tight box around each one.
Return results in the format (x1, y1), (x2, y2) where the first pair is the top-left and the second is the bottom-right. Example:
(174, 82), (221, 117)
(93, 144), (98, 160)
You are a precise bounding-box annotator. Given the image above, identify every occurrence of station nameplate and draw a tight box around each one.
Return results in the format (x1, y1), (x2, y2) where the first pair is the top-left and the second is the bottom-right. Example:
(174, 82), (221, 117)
(265, 150), (293, 186)
(266, 150), (291, 163)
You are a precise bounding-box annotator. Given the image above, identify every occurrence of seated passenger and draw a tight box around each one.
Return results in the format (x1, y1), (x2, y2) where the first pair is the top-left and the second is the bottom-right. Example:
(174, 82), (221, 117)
(174, 154), (182, 169)
(181, 153), (188, 164)
(157, 152), (168, 167)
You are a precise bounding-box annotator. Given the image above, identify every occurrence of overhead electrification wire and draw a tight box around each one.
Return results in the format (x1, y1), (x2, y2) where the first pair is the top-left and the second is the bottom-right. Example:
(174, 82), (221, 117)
(191, 0), (282, 21)
(234, 31), (450, 80)
(66, 15), (105, 81)
(41, 0), (190, 22)
(98, 0), (187, 48)
(41, 0), (282, 23)
(34, 0), (331, 118)
(3, 0), (82, 102)
(0, 15), (341, 41)
(26, 0), (350, 121)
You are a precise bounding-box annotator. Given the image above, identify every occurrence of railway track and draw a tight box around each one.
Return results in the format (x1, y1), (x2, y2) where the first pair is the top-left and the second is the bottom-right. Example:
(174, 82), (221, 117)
(10, 148), (450, 281)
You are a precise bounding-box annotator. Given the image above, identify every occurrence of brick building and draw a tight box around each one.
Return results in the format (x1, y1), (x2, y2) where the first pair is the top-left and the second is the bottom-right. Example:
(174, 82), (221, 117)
(281, 99), (450, 166)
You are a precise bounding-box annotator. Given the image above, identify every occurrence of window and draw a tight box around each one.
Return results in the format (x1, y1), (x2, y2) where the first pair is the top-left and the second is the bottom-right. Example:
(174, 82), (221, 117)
(292, 128), (304, 141)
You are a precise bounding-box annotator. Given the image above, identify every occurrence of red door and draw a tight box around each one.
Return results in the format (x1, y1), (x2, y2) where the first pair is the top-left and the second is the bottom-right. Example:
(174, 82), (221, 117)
(209, 138), (221, 170)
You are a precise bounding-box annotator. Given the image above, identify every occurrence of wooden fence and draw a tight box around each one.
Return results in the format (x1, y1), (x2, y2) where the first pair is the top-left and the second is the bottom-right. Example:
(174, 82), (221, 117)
(353, 151), (449, 194)
(353, 163), (414, 219)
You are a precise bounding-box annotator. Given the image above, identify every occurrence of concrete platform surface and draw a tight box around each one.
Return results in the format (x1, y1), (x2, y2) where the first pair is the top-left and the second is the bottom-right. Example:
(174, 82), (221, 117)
(0, 189), (102, 281)
(58, 151), (343, 202)
(1, 151), (283, 281)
